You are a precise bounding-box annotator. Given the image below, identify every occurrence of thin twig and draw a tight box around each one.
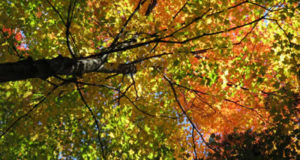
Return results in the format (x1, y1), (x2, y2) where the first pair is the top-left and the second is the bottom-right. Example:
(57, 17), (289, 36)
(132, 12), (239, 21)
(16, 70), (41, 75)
(168, 77), (266, 122)
(45, 0), (66, 25)
(127, 52), (172, 65)
(130, 73), (139, 100)
(265, 18), (292, 44)
(167, 8), (212, 38)
(248, 1), (284, 12)
(0, 83), (61, 138)
(105, 73), (120, 80)
(172, 0), (190, 20)
(160, 14), (267, 44)
(164, 75), (218, 152)
(76, 81), (118, 91)
(76, 83), (106, 159)
(43, 79), (58, 87)
(192, 127), (198, 160)
(110, 0), (143, 48)
(124, 94), (179, 119)
(234, 21), (259, 45)
(224, 98), (265, 121)
(66, 0), (76, 58)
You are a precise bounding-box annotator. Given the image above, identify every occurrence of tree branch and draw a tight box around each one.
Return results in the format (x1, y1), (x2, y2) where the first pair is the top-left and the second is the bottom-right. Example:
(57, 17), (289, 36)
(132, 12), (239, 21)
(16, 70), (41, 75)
(76, 83), (106, 159)
(0, 56), (136, 82)
(164, 75), (218, 152)
(110, 0), (144, 48)
(0, 82), (62, 138)
(160, 15), (267, 44)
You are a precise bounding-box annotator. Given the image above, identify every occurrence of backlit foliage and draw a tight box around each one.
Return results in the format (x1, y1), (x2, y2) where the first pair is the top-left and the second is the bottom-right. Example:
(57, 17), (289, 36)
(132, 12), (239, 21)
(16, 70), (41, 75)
(0, 0), (299, 159)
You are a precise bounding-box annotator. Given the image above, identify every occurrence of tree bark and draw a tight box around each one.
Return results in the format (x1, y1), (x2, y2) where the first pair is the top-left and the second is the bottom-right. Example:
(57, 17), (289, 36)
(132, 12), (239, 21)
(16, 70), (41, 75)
(0, 56), (136, 82)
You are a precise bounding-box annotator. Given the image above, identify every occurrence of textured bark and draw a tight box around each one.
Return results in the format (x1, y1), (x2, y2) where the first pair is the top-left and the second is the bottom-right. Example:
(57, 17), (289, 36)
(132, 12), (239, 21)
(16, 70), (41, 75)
(0, 56), (136, 82)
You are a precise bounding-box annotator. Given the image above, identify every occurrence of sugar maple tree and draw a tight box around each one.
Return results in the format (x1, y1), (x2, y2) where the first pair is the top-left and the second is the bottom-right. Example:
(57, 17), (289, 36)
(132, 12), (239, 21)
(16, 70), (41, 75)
(0, 0), (299, 159)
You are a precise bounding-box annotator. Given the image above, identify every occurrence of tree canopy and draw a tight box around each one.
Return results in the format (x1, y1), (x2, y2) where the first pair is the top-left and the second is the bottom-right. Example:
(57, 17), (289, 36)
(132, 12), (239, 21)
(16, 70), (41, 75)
(0, 0), (299, 159)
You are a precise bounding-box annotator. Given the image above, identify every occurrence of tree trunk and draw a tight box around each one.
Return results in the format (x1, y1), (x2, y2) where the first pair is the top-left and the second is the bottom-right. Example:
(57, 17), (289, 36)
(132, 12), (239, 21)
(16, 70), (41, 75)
(0, 56), (136, 82)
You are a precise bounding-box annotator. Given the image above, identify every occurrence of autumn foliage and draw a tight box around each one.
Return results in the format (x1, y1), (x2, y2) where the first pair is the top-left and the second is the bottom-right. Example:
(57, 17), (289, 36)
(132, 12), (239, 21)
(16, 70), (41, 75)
(0, 0), (299, 159)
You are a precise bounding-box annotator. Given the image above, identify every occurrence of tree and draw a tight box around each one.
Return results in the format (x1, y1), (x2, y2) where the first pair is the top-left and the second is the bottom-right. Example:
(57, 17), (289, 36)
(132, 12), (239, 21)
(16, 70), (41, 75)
(206, 89), (299, 160)
(0, 0), (299, 159)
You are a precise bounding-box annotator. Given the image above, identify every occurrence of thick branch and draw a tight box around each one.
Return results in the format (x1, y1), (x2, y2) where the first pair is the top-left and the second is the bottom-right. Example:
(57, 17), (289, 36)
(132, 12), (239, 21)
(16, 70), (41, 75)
(0, 56), (136, 82)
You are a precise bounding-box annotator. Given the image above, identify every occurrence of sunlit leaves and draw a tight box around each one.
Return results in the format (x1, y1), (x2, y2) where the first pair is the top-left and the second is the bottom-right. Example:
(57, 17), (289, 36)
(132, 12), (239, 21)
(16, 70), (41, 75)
(0, 0), (299, 159)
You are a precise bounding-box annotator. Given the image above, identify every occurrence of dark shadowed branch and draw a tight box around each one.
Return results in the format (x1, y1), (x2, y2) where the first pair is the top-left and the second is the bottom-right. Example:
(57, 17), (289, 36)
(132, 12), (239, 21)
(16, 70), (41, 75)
(76, 83), (106, 160)
(0, 81), (64, 138)
(110, 0), (144, 48)
(164, 74), (218, 152)
(172, 0), (190, 20)
(192, 127), (198, 160)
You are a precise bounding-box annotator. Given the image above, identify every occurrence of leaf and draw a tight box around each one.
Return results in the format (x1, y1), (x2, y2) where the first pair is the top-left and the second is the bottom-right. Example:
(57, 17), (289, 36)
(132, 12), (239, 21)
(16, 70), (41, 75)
(0, 0), (299, 159)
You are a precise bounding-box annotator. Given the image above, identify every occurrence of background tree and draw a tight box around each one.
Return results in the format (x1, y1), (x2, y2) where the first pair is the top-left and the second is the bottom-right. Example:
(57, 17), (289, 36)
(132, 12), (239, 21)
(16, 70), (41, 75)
(207, 90), (299, 160)
(0, 0), (299, 159)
